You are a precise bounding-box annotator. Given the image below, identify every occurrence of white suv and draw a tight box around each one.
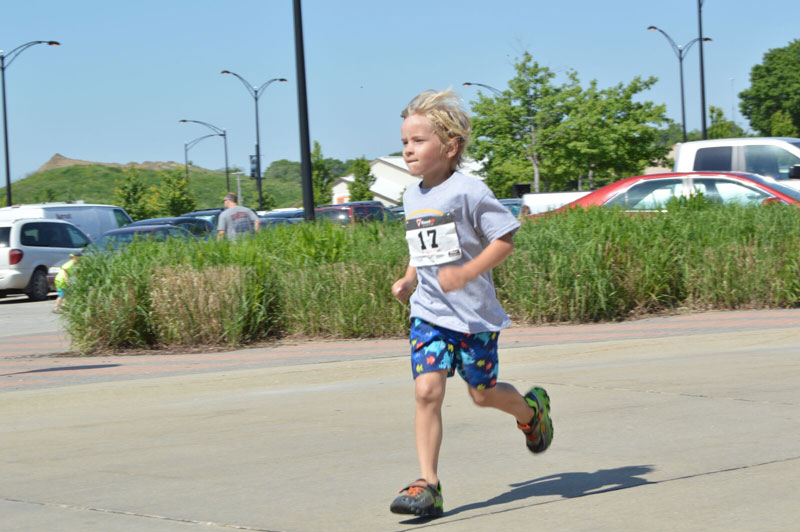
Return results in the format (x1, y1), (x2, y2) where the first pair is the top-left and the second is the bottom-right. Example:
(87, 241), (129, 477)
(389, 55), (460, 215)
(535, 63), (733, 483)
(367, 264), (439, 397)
(0, 219), (91, 301)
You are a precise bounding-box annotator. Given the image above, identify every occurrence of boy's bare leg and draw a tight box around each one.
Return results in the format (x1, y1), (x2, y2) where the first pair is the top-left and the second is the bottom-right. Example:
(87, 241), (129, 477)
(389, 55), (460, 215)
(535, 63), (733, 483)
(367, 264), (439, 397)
(414, 370), (447, 486)
(468, 382), (535, 424)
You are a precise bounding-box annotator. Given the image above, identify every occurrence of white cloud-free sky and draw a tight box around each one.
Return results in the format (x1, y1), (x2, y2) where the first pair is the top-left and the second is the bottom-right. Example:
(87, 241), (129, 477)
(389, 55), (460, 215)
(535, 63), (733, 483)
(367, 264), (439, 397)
(1, 0), (797, 183)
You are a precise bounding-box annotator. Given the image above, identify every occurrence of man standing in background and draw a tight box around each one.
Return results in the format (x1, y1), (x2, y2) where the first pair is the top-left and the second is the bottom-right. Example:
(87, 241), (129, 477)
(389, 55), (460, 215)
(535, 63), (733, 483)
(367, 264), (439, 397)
(217, 193), (260, 241)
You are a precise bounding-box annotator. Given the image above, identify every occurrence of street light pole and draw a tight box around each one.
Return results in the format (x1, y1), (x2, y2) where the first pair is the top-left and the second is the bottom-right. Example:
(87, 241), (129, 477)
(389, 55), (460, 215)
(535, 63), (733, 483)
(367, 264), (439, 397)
(179, 119), (229, 191)
(220, 71), (286, 210)
(648, 26), (711, 143)
(1, 40), (59, 206)
(183, 133), (218, 180)
(698, 0), (708, 139)
(462, 82), (502, 96)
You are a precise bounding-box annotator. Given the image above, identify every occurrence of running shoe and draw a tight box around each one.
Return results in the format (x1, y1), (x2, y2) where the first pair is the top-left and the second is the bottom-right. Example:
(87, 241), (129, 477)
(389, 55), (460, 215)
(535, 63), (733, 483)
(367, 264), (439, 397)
(390, 479), (443, 517)
(518, 386), (553, 454)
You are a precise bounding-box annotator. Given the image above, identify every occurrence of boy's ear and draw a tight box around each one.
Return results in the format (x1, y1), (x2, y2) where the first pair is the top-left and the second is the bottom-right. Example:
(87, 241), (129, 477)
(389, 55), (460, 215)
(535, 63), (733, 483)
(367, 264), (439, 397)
(444, 137), (459, 159)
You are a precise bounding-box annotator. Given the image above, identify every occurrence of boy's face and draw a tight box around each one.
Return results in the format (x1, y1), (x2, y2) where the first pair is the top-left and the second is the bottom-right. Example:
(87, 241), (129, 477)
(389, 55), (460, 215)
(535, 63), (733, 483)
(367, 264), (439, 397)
(401, 113), (456, 180)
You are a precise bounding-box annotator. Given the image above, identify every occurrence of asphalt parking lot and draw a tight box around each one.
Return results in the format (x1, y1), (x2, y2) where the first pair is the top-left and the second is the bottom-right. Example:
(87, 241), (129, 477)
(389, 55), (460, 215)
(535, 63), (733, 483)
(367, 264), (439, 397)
(1, 303), (799, 531)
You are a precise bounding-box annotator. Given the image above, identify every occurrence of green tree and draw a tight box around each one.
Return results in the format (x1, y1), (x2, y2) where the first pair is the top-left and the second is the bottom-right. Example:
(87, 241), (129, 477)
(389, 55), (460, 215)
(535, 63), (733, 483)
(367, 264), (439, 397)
(152, 167), (196, 216)
(348, 157), (376, 201)
(770, 109), (798, 137)
(264, 159), (301, 182)
(470, 52), (669, 195)
(114, 167), (156, 221)
(471, 52), (580, 194)
(311, 141), (335, 207)
(707, 106), (747, 139)
(551, 77), (670, 190)
(740, 39), (800, 136)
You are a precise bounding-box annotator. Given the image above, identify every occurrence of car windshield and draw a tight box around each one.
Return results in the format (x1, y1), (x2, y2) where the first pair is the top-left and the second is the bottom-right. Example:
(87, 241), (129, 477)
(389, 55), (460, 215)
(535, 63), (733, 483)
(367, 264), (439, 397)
(733, 173), (800, 201)
(0, 227), (9, 247)
(316, 209), (351, 223)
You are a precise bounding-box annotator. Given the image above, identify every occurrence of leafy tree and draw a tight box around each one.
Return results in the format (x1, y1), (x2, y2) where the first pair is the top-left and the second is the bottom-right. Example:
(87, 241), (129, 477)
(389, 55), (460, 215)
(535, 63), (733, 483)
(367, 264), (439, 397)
(739, 39), (800, 136)
(114, 167), (156, 221)
(770, 109), (798, 137)
(470, 52), (669, 195)
(323, 157), (348, 180)
(551, 77), (670, 190)
(264, 159), (301, 182)
(348, 157), (376, 201)
(471, 52), (580, 194)
(707, 106), (747, 139)
(311, 141), (335, 207)
(656, 122), (702, 148)
(152, 167), (196, 216)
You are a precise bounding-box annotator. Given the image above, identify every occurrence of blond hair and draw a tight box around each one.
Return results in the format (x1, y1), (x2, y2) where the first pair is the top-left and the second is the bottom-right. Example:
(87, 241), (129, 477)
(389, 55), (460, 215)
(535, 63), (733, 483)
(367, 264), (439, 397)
(401, 89), (472, 170)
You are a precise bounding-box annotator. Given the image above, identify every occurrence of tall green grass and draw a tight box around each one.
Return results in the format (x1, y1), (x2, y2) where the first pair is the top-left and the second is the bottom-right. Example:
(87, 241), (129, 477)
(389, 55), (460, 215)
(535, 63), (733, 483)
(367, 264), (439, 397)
(63, 204), (800, 353)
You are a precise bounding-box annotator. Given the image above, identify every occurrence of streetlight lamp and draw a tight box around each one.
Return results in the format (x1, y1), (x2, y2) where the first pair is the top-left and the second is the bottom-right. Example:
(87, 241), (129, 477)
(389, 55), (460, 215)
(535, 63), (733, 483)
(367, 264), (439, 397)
(184, 133), (218, 181)
(220, 70), (286, 210)
(179, 119), (229, 192)
(462, 82), (502, 96)
(1, 40), (59, 206)
(647, 26), (711, 143)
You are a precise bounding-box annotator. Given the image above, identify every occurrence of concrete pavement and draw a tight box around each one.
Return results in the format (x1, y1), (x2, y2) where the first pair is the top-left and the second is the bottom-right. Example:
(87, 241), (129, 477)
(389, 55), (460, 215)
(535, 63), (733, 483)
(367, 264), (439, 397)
(1, 309), (799, 531)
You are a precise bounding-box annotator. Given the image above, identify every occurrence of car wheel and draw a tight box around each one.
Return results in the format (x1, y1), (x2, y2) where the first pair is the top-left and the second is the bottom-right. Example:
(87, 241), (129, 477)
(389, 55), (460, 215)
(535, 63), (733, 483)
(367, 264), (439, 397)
(26, 269), (49, 301)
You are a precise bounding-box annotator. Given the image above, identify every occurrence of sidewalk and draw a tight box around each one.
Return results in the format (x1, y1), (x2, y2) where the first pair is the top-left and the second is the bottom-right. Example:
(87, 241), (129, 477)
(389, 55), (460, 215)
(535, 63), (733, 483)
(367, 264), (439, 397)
(2, 309), (799, 531)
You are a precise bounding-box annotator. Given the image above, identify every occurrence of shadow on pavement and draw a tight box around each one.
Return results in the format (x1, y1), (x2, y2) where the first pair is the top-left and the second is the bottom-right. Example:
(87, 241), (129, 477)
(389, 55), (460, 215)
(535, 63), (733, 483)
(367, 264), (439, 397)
(0, 295), (57, 305)
(1, 364), (121, 377)
(444, 465), (655, 517)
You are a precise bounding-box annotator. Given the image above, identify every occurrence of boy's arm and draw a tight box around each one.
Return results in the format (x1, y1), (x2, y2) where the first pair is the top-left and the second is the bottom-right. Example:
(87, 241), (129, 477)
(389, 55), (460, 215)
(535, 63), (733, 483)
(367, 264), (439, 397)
(437, 232), (514, 292)
(391, 264), (417, 303)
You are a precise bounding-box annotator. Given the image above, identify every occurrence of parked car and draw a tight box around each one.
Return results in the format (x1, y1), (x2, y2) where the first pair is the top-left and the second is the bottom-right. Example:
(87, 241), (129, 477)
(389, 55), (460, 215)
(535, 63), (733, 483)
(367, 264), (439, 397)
(315, 202), (389, 225)
(128, 217), (214, 238)
(178, 208), (224, 227)
(499, 198), (523, 216)
(0, 203), (132, 241)
(180, 206), (260, 229)
(552, 171), (800, 213)
(260, 208), (305, 220)
(91, 225), (196, 251)
(258, 216), (301, 229)
(522, 191), (591, 215)
(386, 205), (405, 221)
(673, 137), (800, 187)
(0, 219), (91, 300)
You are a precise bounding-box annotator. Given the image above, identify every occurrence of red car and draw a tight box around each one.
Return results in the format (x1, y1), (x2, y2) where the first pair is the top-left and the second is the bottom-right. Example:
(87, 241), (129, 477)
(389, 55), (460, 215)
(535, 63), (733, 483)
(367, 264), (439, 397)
(550, 172), (800, 213)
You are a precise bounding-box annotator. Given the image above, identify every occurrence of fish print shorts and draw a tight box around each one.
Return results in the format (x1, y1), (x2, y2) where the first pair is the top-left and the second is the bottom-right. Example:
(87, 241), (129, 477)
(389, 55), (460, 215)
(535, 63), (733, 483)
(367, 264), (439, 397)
(409, 318), (499, 390)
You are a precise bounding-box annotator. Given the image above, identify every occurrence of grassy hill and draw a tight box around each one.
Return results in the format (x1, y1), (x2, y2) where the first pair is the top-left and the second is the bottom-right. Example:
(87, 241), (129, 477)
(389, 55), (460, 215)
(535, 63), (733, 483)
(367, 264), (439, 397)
(0, 164), (303, 211)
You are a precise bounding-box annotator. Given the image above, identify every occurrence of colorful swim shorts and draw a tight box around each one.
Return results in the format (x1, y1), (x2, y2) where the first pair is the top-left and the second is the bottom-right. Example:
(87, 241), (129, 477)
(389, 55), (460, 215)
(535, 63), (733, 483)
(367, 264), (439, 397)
(409, 318), (499, 390)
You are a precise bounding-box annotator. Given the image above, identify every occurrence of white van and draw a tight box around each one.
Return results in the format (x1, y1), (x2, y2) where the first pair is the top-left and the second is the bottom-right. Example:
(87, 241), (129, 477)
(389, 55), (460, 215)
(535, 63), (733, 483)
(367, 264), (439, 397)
(0, 203), (132, 241)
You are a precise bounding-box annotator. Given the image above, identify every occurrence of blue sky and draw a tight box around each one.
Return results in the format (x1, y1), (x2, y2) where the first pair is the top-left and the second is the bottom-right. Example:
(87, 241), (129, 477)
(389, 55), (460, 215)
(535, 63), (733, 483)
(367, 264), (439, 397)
(1, 0), (798, 183)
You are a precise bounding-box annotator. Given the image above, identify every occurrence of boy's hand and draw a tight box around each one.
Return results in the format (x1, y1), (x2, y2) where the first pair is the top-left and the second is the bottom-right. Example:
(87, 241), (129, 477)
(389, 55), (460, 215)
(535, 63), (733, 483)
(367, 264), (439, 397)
(437, 265), (469, 292)
(392, 277), (416, 302)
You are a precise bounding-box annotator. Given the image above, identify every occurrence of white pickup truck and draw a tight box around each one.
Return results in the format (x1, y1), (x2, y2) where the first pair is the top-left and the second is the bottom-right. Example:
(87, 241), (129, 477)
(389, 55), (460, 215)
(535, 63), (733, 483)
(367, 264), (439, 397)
(673, 137), (800, 189)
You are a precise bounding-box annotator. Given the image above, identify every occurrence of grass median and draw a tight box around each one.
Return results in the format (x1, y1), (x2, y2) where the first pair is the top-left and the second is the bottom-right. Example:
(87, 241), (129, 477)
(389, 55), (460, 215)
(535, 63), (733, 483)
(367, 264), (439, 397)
(63, 203), (800, 353)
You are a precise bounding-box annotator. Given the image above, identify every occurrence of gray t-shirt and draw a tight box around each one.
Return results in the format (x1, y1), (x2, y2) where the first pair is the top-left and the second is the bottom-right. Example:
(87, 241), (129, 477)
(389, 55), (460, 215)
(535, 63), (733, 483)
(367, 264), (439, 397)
(402, 171), (520, 333)
(217, 206), (258, 240)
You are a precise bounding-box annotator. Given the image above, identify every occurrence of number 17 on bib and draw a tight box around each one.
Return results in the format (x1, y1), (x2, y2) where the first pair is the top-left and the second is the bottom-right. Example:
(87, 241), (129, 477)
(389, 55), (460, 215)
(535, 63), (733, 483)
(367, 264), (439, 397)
(405, 213), (462, 267)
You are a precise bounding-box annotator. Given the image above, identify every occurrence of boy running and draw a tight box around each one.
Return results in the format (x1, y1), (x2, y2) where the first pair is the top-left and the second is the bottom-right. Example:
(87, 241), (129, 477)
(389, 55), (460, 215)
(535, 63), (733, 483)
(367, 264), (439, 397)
(389, 90), (553, 518)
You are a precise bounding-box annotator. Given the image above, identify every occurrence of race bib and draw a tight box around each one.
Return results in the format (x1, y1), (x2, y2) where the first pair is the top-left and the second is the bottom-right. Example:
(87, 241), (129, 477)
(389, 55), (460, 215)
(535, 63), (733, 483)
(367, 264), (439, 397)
(406, 213), (462, 267)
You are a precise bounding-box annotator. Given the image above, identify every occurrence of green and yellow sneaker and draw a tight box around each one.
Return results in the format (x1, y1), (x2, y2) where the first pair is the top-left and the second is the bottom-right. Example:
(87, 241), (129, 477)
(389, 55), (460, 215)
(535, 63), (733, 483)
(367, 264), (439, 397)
(518, 386), (553, 454)
(390, 479), (443, 517)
